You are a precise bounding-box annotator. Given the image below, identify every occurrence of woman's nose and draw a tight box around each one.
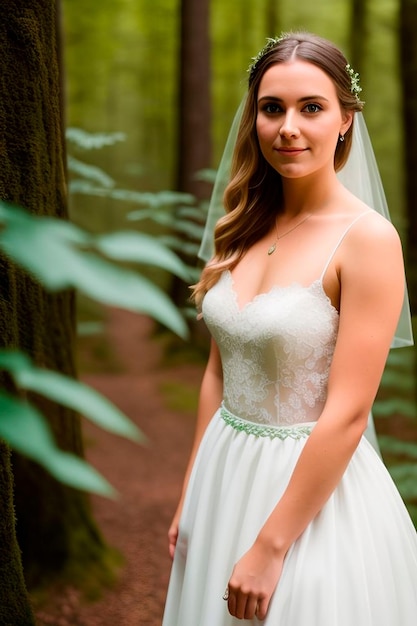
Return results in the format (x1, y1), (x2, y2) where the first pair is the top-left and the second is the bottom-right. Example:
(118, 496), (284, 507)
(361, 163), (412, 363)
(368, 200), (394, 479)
(279, 111), (300, 138)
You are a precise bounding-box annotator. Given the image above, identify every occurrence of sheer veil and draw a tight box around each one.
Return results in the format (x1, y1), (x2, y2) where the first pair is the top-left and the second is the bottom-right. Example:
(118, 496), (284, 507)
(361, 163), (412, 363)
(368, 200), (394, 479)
(198, 101), (413, 350)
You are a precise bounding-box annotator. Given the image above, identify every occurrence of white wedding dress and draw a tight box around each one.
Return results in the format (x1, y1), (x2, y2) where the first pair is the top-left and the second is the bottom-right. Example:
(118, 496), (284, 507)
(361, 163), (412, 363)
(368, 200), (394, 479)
(162, 223), (417, 625)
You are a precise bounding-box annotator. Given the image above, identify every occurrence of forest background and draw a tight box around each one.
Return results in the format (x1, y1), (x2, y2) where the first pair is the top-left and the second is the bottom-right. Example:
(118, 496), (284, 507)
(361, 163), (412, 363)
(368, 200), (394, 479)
(64, 0), (417, 509)
(0, 0), (417, 624)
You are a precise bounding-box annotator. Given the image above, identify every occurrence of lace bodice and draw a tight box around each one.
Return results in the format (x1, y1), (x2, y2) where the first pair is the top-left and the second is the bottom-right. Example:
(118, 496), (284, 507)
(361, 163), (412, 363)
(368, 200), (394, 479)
(202, 270), (339, 426)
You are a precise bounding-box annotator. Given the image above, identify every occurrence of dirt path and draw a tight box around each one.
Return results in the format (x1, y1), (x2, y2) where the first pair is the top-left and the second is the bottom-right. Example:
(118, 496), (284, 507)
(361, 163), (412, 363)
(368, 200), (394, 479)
(35, 309), (203, 626)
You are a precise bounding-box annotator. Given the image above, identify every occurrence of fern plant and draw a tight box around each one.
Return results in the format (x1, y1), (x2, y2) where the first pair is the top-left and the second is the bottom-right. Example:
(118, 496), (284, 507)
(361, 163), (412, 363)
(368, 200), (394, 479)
(374, 342), (417, 524)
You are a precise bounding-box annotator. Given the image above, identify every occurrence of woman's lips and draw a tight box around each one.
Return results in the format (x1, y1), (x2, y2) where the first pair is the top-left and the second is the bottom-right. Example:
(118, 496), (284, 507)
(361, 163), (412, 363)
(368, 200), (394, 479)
(276, 147), (307, 156)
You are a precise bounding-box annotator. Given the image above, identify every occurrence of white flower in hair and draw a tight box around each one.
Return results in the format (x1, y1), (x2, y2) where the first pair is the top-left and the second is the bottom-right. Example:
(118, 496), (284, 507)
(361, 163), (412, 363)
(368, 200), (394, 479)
(345, 63), (362, 100)
(248, 34), (290, 79)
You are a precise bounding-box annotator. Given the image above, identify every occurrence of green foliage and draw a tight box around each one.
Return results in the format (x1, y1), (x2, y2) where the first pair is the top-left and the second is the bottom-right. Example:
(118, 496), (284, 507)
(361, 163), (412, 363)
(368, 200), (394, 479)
(0, 201), (189, 339)
(67, 134), (209, 286)
(70, 180), (195, 209)
(0, 196), (193, 494)
(67, 128), (126, 150)
(375, 344), (417, 520)
(66, 131), (204, 283)
(375, 346), (416, 422)
(0, 389), (115, 497)
(0, 348), (147, 496)
(0, 350), (142, 441)
(378, 436), (417, 460)
(388, 464), (417, 500)
(68, 157), (116, 189)
(373, 397), (416, 418)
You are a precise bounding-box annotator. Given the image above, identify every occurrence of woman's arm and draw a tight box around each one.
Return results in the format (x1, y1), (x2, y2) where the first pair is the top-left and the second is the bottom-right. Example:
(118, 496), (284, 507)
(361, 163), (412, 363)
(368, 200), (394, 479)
(226, 214), (406, 619)
(168, 337), (223, 558)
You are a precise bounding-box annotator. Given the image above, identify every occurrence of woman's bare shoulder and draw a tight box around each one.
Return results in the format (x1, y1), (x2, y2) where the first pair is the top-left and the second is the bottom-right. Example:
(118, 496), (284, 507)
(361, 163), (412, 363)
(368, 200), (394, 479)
(349, 206), (401, 248)
(336, 206), (403, 292)
(336, 187), (401, 247)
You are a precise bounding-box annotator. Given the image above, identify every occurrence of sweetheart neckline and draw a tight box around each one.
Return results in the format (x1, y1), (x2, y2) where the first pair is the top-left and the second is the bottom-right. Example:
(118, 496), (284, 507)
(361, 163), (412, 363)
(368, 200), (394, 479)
(223, 269), (340, 316)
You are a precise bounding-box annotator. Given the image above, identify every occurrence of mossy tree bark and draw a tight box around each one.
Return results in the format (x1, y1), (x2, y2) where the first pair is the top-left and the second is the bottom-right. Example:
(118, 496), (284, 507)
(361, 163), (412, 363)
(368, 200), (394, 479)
(0, 442), (35, 625)
(0, 0), (110, 602)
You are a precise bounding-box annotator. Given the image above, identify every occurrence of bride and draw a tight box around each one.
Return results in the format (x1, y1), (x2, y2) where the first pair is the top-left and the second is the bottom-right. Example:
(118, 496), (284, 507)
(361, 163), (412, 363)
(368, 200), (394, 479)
(162, 32), (417, 625)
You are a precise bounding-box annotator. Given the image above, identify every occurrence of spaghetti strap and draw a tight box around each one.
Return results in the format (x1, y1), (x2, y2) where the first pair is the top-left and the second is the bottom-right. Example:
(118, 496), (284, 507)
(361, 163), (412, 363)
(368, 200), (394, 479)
(319, 210), (374, 283)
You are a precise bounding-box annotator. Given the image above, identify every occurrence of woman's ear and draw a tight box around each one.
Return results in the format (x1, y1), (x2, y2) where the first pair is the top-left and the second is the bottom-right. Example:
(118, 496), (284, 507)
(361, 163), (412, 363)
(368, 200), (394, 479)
(340, 111), (354, 136)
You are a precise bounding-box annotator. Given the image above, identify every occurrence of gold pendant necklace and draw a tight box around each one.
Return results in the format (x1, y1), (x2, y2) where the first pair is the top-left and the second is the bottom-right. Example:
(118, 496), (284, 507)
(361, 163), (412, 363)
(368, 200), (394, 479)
(267, 213), (312, 255)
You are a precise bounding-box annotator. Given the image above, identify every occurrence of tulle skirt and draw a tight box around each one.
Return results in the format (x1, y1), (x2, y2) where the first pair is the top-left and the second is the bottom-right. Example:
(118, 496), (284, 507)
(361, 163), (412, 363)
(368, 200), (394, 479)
(162, 408), (417, 625)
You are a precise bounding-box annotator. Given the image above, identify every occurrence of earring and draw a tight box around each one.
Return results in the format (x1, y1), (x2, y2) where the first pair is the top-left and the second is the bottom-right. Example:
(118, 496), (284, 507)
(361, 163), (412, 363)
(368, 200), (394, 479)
(339, 134), (345, 142)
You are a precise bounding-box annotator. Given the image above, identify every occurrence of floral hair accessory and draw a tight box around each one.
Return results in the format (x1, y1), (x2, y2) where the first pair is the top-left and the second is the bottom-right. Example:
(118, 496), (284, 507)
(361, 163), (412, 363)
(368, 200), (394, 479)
(345, 63), (362, 100)
(248, 34), (289, 80)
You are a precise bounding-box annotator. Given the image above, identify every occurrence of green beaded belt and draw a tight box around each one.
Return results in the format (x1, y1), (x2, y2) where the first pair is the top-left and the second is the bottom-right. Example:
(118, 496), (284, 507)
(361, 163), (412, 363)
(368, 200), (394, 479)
(220, 405), (313, 440)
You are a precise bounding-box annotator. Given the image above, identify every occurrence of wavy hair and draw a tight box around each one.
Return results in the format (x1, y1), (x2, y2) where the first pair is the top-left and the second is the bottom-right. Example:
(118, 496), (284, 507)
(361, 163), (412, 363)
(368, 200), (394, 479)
(192, 32), (364, 308)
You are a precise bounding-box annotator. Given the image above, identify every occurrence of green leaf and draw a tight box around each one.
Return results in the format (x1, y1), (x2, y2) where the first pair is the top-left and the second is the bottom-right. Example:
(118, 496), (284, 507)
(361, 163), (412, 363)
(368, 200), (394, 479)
(378, 436), (417, 459)
(0, 203), (188, 339)
(68, 157), (115, 188)
(0, 350), (30, 371)
(186, 266), (202, 282)
(23, 371), (143, 441)
(385, 348), (415, 368)
(177, 206), (207, 221)
(72, 185), (194, 208)
(380, 367), (414, 391)
(182, 306), (199, 320)
(66, 128), (126, 149)
(95, 231), (191, 281)
(173, 220), (205, 240)
(0, 349), (143, 441)
(44, 450), (116, 496)
(158, 235), (200, 257)
(373, 397), (417, 419)
(194, 168), (217, 183)
(0, 392), (115, 497)
(127, 209), (174, 224)
(388, 463), (417, 499)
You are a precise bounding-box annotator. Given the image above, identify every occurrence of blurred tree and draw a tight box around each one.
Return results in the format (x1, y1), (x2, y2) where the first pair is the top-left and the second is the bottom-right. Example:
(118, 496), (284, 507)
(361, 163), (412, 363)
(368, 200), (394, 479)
(0, 0), (111, 602)
(349, 0), (368, 74)
(177, 0), (211, 199)
(399, 0), (417, 318)
(171, 0), (211, 333)
(265, 0), (282, 35)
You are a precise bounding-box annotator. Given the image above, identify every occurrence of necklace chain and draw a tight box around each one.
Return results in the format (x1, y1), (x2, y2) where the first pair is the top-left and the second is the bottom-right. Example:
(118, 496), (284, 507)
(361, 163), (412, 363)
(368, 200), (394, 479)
(267, 213), (312, 256)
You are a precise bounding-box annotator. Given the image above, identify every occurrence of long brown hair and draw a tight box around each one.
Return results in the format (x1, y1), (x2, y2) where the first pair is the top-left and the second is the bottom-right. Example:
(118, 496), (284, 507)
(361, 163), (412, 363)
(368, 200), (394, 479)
(192, 32), (364, 308)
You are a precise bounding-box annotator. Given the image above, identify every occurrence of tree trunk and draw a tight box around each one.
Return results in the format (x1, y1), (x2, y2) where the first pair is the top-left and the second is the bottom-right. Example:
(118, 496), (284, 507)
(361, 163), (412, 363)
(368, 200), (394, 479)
(0, 442), (35, 625)
(0, 0), (110, 595)
(349, 0), (368, 75)
(177, 0), (211, 199)
(265, 0), (281, 36)
(399, 0), (417, 316)
(170, 0), (211, 344)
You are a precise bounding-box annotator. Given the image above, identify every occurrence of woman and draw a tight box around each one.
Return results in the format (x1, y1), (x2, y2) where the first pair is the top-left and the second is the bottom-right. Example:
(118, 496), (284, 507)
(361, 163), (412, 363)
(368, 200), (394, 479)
(162, 32), (417, 625)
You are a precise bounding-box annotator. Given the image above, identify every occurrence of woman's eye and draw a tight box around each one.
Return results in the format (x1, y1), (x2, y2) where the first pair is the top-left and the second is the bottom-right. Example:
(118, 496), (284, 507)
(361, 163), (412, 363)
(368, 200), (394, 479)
(262, 103), (281, 114)
(304, 103), (321, 113)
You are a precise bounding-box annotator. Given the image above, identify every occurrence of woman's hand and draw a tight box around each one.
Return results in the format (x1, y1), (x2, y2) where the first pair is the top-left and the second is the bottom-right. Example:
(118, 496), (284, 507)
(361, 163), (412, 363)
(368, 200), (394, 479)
(168, 505), (182, 559)
(225, 539), (285, 620)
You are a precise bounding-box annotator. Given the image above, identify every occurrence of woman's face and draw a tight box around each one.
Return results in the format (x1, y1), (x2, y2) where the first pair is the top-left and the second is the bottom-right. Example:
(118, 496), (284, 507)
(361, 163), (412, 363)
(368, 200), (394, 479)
(256, 60), (352, 180)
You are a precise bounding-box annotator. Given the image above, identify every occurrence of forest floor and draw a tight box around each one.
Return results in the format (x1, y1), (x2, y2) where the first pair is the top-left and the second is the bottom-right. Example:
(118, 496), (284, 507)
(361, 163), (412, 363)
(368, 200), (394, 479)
(33, 307), (204, 626)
